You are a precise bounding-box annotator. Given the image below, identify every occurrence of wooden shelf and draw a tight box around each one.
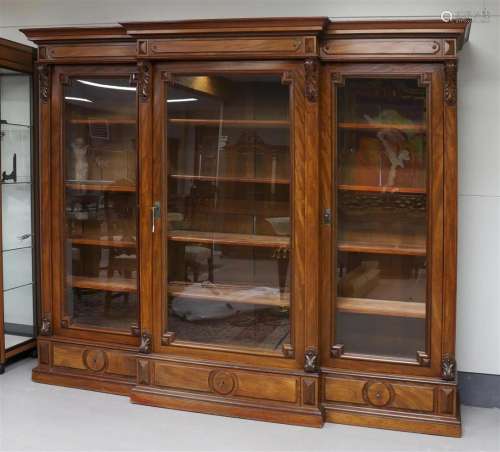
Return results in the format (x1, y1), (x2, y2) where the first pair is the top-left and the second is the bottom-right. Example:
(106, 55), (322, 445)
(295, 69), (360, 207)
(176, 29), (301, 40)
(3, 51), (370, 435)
(168, 118), (289, 128)
(65, 182), (136, 192)
(69, 118), (136, 124)
(338, 122), (426, 132)
(338, 184), (426, 194)
(170, 174), (290, 185)
(337, 297), (426, 319)
(169, 281), (289, 307)
(69, 276), (137, 292)
(337, 240), (426, 256)
(69, 238), (136, 248)
(168, 230), (289, 248)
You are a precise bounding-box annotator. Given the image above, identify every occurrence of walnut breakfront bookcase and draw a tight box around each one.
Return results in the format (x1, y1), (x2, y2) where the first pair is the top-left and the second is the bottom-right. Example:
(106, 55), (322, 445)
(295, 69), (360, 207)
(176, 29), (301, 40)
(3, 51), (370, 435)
(22, 17), (470, 436)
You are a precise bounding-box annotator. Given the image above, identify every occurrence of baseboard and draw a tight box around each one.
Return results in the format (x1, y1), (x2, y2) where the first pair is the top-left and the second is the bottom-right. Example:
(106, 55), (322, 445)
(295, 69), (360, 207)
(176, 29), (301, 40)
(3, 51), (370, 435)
(32, 366), (134, 396)
(131, 385), (324, 428)
(459, 371), (500, 408)
(324, 403), (462, 437)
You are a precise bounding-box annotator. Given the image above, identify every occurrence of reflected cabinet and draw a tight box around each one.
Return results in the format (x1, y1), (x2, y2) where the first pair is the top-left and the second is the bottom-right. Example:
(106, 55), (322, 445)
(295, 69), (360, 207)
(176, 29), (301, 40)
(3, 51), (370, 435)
(22, 18), (470, 436)
(0, 38), (37, 373)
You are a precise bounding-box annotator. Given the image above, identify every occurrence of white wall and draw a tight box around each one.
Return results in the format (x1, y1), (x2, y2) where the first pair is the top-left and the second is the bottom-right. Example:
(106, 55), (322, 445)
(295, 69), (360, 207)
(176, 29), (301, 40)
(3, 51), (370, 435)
(0, 0), (499, 375)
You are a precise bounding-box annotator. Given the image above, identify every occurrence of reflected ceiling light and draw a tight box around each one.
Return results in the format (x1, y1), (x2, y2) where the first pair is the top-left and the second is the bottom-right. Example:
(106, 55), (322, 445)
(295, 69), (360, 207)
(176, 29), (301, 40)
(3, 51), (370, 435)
(65, 96), (93, 103)
(76, 79), (136, 91)
(167, 98), (198, 103)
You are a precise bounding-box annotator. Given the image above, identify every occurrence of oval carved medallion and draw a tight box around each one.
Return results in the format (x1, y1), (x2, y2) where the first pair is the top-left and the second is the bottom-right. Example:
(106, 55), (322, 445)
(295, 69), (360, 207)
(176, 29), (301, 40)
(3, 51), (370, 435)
(363, 381), (394, 407)
(209, 370), (237, 395)
(83, 349), (107, 372)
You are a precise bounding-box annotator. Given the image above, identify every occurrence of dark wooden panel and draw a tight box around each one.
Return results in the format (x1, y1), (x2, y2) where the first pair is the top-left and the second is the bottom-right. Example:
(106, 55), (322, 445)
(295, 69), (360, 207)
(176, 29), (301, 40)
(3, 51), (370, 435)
(324, 377), (366, 404)
(324, 376), (434, 413)
(320, 38), (454, 61)
(140, 36), (316, 59)
(38, 43), (136, 62)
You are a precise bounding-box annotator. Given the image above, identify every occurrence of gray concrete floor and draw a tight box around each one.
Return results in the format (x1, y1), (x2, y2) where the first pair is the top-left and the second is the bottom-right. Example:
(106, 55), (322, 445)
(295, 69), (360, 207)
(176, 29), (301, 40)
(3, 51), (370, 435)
(0, 359), (498, 452)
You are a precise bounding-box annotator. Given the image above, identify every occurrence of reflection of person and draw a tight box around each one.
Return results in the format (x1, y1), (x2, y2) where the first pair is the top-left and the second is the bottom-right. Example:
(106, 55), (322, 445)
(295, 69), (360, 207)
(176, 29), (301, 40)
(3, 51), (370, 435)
(376, 128), (410, 187)
(71, 137), (89, 181)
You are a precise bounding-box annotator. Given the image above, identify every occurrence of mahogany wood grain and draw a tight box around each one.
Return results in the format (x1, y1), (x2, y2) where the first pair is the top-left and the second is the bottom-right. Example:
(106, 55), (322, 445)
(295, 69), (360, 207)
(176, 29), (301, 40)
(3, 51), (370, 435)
(336, 297), (426, 319)
(338, 121), (426, 132)
(168, 281), (290, 307)
(169, 174), (289, 185)
(337, 184), (426, 194)
(65, 182), (136, 192)
(69, 238), (136, 248)
(69, 276), (137, 293)
(168, 230), (289, 248)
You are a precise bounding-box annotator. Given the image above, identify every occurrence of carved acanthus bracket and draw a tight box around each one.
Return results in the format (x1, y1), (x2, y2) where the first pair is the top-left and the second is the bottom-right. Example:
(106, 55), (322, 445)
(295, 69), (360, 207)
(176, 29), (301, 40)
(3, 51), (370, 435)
(304, 347), (319, 372)
(37, 64), (50, 103)
(304, 58), (318, 103)
(444, 61), (457, 106)
(40, 316), (52, 336)
(441, 354), (457, 381)
(139, 332), (152, 354)
(331, 344), (344, 358)
(137, 61), (152, 103)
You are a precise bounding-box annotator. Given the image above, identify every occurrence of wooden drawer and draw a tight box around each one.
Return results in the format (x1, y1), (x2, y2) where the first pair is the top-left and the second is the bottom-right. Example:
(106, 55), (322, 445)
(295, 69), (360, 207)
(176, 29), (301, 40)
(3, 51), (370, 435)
(324, 376), (436, 413)
(52, 343), (136, 379)
(151, 361), (302, 404)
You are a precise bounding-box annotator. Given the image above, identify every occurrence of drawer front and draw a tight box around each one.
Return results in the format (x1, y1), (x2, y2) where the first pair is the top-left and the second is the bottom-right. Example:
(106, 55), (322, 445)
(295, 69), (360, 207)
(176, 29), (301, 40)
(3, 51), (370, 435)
(52, 344), (136, 378)
(324, 376), (436, 413)
(153, 361), (301, 404)
(138, 36), (317, 59)
(320, 38), (456, 60)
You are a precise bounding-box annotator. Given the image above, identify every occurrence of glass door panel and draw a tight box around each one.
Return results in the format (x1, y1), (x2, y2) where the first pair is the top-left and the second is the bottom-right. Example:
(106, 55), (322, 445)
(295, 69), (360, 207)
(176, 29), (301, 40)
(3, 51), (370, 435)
(334, 77), (428, 361)
(165, 74), (291, 353)
(0, 69), (35, 351)
(63, 76), (139, 333)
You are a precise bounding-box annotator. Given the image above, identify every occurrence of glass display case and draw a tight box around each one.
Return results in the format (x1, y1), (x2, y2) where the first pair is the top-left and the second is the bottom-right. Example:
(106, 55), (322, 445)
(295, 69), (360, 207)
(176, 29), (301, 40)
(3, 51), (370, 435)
(0, 39), (36, 374)
(21, 17), (469, 436)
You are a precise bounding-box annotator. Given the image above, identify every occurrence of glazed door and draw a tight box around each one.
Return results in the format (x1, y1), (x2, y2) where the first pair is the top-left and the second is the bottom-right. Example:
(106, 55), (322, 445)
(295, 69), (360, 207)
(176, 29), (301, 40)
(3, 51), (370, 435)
(320, 64), (445, 376)
(52, 65), (150, 345)
(153, 62), (306, 368)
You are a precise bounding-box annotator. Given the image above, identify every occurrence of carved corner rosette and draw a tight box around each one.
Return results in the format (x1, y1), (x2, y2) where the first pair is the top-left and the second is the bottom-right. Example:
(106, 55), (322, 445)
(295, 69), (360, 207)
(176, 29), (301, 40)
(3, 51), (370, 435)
(137, 61), (152, 103)
(139, 332), (152, 354)
(304, 347), (319, 373)
(304, 58), (318, 103)
(441, 353), (457, 381)
(39, 316), (52, 336)
(37, 64), (50, 103)
(444, 61), (457, 106)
